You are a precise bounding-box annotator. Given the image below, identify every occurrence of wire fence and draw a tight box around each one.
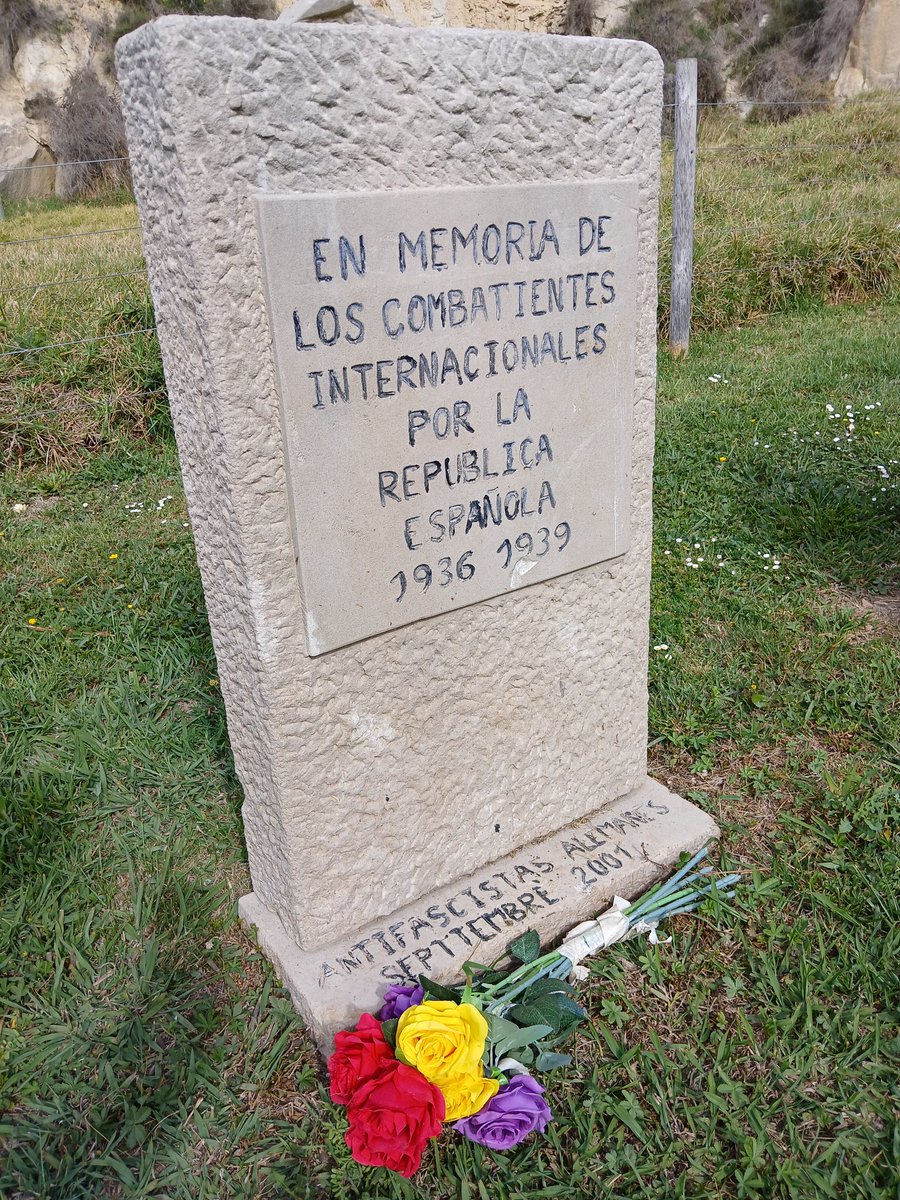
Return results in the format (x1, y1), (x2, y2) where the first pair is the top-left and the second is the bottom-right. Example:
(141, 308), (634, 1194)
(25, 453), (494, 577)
(0, 156), (131, 174)
(1, 226), (141, 248)
(2, 94), (898, 367)
(1, 328), (156, 358)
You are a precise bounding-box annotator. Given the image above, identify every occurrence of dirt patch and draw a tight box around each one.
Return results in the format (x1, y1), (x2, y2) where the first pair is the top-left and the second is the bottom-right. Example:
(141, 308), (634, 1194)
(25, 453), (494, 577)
(824, 586), (900, 639)
(650, 731), (888, 877)
(11, 494), (60, 518)
(649, 741), (801, 868)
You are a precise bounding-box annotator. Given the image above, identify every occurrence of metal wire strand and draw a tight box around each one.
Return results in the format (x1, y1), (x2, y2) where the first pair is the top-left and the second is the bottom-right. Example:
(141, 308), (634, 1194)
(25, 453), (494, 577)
(1, 227), (141, 248)
(664, 99), (836, 108)
(696, 140), (900, 152)
(654, 207), (900, 238)
(0, 156), (130, 173)
(3, 269), (149, 295)
(1, 328), (156, 358)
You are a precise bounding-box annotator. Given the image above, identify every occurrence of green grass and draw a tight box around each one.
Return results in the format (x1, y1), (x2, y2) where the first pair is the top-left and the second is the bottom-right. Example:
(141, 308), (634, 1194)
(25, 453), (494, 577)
(658, 94), (900, 332)
(1, 300), (897, 1199)
(2, 96), (899, 1198)
(2, 95), (899, 472)
(0, 197), (163, 470)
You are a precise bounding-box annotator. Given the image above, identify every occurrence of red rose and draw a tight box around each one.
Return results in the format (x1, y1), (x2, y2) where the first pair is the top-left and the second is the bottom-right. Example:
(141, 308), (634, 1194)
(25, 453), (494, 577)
(345, 1059), (445, 1178)
(328, 1013), (395, 1104)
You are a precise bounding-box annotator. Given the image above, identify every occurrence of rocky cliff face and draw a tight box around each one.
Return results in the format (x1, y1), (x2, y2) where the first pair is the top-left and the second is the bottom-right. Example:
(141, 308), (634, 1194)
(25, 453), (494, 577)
(1, 0), (897, 199)
(836, 0), (900, 98)
(0, 0), (121, 197)
(362, 0), (629, 34)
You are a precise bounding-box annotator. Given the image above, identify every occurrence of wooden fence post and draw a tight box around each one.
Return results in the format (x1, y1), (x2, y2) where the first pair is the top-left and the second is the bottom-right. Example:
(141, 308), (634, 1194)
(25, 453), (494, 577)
(669, 57), (697, 357)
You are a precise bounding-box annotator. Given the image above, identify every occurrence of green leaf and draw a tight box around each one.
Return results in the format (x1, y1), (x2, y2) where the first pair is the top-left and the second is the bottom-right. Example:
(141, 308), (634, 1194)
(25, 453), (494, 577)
(521, 977), (575, 1001)
(508, 993), (587, 1033)
(506, 929), (541, 964)
(534, 1050), (572, 1071)
(506, 1002), (551, 1029)
(611, 1095), (647, 1139)
(418, 975), (461, 1003)
(486, 1013), (523, 1044)
(535, 1027), (577, 1051)
(555, 1008), (587, 1034)
(473, 969), (510, 985)
(382, 1020), (413, 1064)
(549, 994), (587, 1020)
(493, 1023), (554, 1057)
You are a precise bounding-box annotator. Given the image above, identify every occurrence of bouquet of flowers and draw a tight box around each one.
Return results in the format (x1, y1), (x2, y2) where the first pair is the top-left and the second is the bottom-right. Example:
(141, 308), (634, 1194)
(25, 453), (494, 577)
(328, 846), (739, 1177)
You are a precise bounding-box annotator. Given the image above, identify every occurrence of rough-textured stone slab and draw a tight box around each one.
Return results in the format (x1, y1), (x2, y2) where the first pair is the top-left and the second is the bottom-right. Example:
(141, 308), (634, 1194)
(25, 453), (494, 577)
(240, 778), (718, 1050)
(117, 19), (663, 951)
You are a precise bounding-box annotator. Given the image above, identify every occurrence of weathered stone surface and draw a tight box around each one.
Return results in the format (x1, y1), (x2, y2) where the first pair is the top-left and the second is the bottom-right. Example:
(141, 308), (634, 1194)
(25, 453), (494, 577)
(356, 0), (629, 36)
(836, 0), (900, 98)
(117, 19), (664, 952)
(256, 179), (637, 654)
(240, 777), (719, 1051)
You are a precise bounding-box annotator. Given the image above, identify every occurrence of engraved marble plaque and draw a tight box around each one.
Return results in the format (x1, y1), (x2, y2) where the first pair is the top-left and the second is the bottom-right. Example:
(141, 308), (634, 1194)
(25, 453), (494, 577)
(258, 179), (637, 654)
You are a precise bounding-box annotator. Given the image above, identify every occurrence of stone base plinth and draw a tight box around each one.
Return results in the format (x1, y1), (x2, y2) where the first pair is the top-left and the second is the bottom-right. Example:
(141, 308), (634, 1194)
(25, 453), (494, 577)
(239, 778), (718, 1052)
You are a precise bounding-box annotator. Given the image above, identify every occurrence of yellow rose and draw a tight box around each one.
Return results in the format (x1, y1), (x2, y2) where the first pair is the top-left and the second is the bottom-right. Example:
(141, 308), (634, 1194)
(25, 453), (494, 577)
(396, 1001), (488, 1083)
(439, 1070), (501, 1121)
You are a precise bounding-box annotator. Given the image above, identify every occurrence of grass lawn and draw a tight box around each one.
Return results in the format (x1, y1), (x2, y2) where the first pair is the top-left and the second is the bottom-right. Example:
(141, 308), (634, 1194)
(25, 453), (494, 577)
(2, 91), (899, 1200)
(1, 296), (897, 1198)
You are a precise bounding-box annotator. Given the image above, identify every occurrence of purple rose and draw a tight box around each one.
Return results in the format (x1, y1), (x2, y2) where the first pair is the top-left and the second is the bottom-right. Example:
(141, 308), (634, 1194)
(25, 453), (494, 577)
(453, 1074), (553, 1150)
(377, 983), (425, 1021)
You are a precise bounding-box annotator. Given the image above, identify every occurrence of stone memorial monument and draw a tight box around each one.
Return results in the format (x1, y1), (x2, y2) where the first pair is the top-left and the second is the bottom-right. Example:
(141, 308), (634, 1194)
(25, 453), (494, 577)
(117, 13), (718, 1049)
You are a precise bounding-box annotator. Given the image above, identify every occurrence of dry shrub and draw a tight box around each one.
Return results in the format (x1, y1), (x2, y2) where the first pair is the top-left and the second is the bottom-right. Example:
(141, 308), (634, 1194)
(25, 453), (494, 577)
(812, 0), (866, 75)
(745, 41), (833, 121)
(158, 0), (277, 14)
(223, 0), (277, 13)
(700, 0), (758, 28)
(744, 0), (865, 119)
(755, 0), (863, 68)
(614, 0), (725, 103)
(562, 0), (595, 36)
(49, 67), (131, 199)
(111, 4), (155, 44)
(0, 0), (40, 73)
